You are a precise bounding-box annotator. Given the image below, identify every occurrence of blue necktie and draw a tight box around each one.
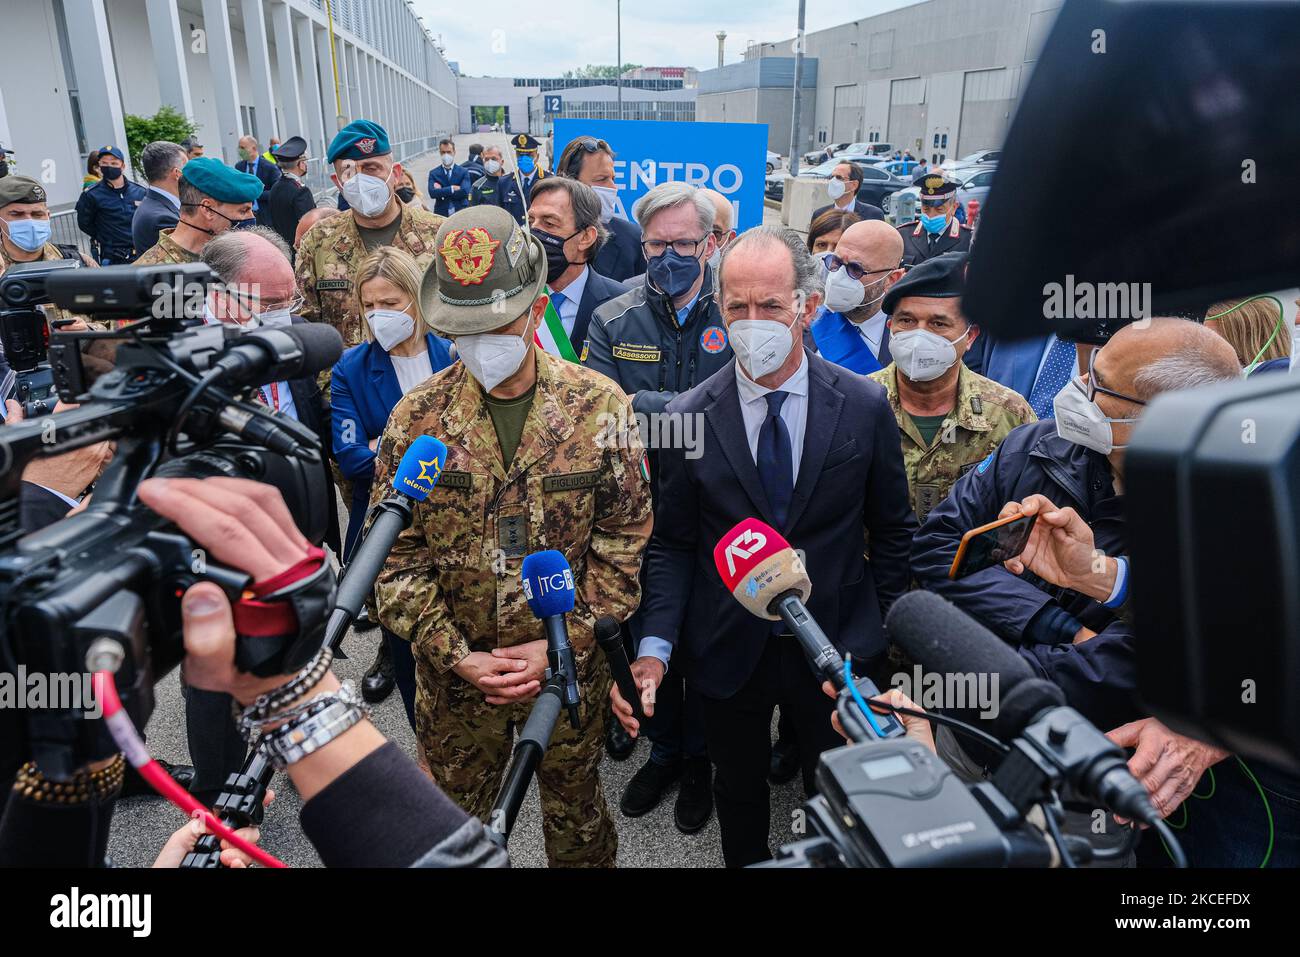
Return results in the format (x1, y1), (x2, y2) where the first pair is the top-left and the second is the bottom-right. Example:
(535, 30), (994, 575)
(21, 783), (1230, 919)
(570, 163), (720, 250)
(549, 290), (566, 311)
(758, 391), (793, 529)
(1028, 337), (1075, 420)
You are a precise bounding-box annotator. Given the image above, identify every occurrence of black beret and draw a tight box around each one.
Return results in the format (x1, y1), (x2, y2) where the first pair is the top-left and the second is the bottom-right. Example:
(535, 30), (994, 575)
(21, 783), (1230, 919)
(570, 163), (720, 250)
(882, 251), (966, 314)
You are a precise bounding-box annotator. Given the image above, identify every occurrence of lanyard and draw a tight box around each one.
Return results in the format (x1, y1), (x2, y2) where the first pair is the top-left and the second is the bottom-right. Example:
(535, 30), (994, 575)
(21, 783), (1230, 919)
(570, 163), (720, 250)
(261, 382), (280, 412)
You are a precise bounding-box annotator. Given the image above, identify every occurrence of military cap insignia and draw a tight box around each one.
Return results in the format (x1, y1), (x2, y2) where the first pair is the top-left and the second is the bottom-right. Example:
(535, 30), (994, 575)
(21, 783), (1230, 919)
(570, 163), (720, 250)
(440, 227), (501, 285)
(357, 137), (377, 155)
(516, 134), (527, 147)
(33, 185), (45, 201)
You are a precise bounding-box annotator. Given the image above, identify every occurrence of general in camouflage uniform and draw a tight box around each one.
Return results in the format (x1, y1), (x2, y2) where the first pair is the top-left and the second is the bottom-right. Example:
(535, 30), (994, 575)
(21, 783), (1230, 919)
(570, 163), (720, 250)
(869, 360), (1035, 522)
(295, 120), (443, 350)
(134, 157), (262, 267)
(871, 251), (1035, 524)
(372, 204), (652, 867)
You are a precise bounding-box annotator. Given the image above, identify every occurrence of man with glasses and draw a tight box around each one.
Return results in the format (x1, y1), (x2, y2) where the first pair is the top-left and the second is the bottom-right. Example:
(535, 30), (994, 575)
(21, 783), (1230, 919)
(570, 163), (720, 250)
(897, 169), (972, 267)
(557, 136), (646, 282)
(810, 220), (906, 374)
(911, 319), (1248, 862)
(583, 182), (730, 832)
(810, 160), (883, 224)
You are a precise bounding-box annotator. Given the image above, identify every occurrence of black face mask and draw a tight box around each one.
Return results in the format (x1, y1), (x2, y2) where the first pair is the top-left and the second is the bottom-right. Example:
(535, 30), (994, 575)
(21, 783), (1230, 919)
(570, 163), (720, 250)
(0, 161), (7, 179)
(396, 187), (416, 204)
(101, 166), (124, 181)
(533, 227), (582, 285)
(181, 203), (253, 235)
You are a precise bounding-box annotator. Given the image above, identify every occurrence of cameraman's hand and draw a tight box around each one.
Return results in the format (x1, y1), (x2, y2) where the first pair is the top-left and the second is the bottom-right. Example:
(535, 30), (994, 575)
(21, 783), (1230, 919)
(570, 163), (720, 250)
(826, 686), (936, 753)
(609, 656), (664, 737)
(152, 788), (275, 868)
(6, 399), (114, 500)
(1000, 494), (1116, 602)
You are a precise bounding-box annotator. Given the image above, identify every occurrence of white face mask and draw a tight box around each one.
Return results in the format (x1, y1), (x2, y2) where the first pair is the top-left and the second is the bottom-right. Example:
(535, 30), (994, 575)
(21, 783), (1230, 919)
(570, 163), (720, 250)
(440, 153), (455, 167)
(1052, 377), (1140, 455)
(455, 321), (531, 393)
(823, 265), (866, 314)
(257, 307), (293, 328)
(368, 308), (415, 352)
(592, 185), (619, 224)
(730, 317), (796, 380)
(826, 178), (848, 201)
(341, 170), (393, 217)
(484, 159), (502, 176)
(890, 327), (963, 382)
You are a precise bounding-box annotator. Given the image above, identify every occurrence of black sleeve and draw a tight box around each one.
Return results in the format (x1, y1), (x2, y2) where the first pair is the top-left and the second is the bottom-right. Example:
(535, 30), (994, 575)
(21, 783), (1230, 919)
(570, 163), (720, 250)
(299, 742), (493, 867)
(0, 790), (116, 868)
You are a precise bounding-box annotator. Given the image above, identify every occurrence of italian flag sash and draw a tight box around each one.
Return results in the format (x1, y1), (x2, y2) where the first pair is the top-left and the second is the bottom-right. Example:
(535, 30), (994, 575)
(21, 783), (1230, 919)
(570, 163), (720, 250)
(534, 289), (579, 363)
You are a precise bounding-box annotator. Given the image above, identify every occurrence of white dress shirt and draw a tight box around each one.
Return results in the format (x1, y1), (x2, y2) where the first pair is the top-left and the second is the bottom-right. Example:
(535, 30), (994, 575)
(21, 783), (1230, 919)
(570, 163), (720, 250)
(550, 265), (589, 338)
(735, 351), (810, 481)
(390, 350), (434, 394)
(853, 309), (888, 358)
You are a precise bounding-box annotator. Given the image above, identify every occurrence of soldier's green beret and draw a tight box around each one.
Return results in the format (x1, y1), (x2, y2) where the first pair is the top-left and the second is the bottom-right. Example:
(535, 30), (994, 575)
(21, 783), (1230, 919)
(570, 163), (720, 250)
(327, 120), (391, 164)
(0, 175), (48, 208)
(180, 157), (263, 203)
(883, 251), (966, 314)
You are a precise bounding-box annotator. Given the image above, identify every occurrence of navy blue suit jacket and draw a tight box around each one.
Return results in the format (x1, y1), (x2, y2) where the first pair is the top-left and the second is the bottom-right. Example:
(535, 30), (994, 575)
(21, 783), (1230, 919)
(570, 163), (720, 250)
(811, 200), (884, 223)
(594, 216), (646, 283)
(131, 189), (179, 255)
(962, 333), (1051, 403)
(330, 333), (455, 557)
(639, 351), (917, 698)
(570, 268), (629, 356)
(810, 307), (891, 375)
(427, 163), (474, 216)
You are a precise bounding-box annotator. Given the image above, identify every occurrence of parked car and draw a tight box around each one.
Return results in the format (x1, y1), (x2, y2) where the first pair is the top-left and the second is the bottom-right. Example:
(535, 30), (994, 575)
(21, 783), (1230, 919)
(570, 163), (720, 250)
(766, 150), (783, 174)
(802, 143), (849, 166)
(954, 148), (1002, 166)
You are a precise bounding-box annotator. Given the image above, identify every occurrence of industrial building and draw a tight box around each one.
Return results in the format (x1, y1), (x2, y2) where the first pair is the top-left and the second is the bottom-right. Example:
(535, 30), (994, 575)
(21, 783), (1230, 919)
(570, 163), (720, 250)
(4, 0), (458, 222)
(698, 0), (1062, 162)
(455, 75), (690, 135)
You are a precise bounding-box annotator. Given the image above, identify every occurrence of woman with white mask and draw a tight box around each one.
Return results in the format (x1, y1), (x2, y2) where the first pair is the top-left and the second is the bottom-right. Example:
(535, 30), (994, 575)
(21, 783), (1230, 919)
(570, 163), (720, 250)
(330, 247), (454, 723)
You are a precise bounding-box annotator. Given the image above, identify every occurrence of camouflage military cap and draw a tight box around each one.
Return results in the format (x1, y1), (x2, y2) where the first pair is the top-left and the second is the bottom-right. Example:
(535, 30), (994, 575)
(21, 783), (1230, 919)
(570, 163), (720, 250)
(420, 205), (546, 336)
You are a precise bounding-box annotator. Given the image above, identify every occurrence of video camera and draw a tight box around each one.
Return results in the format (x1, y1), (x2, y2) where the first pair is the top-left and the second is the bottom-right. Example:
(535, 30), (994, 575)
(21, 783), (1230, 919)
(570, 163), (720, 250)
(0, 262), (342, 781)
(0, 258), (84, 417)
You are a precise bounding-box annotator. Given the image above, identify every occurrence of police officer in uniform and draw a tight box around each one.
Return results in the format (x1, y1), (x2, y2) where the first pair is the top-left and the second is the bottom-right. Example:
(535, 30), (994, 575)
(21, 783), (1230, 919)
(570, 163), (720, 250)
(467, 145), (526, 225)
(134, 157), (262, 266)
(266, 136), (316, 251)
(512, 133), (549, 210)
(867, 252), (1035, 524)
(896, 169), (972, 267)
(372, 205), (652, 867)
(75, 145), (147, 264)
(296, 120), (444, 350)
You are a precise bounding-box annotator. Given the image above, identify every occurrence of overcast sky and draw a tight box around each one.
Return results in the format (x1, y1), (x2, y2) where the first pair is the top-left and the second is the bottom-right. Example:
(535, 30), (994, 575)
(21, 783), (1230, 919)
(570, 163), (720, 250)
(411, 1), (921, 77)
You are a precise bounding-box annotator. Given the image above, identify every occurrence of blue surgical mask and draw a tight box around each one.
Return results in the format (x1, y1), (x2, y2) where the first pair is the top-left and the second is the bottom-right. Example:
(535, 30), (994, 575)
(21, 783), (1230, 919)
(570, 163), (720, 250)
(4, 219), (51, 252)
(518, 155), (536, 175)
(920, 211), (948, 235)
(647, 249), (702, 300)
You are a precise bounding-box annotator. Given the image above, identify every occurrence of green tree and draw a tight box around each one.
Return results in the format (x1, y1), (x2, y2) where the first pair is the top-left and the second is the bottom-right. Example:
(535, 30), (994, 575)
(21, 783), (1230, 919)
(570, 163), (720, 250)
(561, 64), (642, 80)
(122, 106), (199, 177)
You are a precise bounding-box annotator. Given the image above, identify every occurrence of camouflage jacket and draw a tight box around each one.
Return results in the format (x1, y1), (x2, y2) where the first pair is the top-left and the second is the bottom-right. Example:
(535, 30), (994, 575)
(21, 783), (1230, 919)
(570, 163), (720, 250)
(869, 362), (1036, 523)
(133, 228), (200, 266)
(295, 203), (443, 350)
(372, 347), (653, 676)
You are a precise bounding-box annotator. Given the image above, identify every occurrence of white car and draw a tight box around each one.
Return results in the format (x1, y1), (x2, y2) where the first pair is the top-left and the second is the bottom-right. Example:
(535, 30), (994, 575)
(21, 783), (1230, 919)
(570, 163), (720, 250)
(766, 150), (783, 174)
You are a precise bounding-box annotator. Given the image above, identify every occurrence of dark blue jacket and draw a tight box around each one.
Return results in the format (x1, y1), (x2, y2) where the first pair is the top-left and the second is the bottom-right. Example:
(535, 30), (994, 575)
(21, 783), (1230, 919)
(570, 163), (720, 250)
(330, 333), (455, 558)
(569, 267), (629, 357)
(427, 163), (474, 216)
(594, 215), (646, 283)
(131, 188), (180, 254)
(236, 155), (282, 224)
(812, 199), (884, 223)
(639, 351), (917, 698)
(810, 307), (892, 375)
(468, 173), (525, 224)
(76, 177), (148, 261)
(911, 420), (1138, 731)
(962, 332), (1051, 404)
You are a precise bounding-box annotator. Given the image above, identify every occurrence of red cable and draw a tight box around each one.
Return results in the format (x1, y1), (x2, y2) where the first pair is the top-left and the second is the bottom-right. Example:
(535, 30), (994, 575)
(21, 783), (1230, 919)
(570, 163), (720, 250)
(95, 671), (287, 869)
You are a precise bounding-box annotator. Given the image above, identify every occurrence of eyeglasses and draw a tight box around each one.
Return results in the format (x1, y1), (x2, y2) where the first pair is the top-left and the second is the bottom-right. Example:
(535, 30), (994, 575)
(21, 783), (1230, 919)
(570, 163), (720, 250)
(710, 227), (732, 244)
(231, 289), (305, 315)
(1082, 345), (1147, 407)
(641, 236), (708, 258)
(825, 254), (898, 282)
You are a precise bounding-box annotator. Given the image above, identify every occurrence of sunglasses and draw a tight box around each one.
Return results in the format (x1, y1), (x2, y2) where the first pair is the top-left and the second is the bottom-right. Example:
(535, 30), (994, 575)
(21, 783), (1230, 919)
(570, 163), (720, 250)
(825, 254), (899, 282)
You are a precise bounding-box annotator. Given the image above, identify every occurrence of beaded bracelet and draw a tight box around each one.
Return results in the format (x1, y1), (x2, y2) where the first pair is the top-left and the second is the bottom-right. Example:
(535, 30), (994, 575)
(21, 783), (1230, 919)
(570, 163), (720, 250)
(13, 754), (126, 805)
(236, 647), (334, 726)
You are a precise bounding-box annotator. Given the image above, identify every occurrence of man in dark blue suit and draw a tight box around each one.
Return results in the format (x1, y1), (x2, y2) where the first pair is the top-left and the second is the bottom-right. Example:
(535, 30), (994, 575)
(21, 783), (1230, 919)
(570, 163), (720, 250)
(962, 330), (1078, 419)
(236, 135), (282, 226)
(556, 135), (646, 282)
(611, 225), (916, 867)
(811, 219), (904, 375)
(427, 138), (473, 217)
(131, 141), (187, 254)
(810, 160), (884, 223)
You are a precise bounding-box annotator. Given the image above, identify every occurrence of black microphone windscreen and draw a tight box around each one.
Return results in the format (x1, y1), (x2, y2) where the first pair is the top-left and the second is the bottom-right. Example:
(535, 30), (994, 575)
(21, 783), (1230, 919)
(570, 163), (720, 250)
(991, 678), (1067, 741)
(284, 322), (343, 373)
(594, 616), (621, 644)
(885, 590), (1035, 689)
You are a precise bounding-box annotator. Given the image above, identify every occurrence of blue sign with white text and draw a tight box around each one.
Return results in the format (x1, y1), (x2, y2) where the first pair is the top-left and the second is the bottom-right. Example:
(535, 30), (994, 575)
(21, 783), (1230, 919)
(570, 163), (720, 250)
(552, 118), (768, 231)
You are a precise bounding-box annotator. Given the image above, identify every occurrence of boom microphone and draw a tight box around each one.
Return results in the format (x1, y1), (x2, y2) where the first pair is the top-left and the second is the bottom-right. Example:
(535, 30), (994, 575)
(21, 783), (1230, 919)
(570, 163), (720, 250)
(522, 550), (581, 730)
(209, 323), (344, 390)
(325, 435), (447, 652)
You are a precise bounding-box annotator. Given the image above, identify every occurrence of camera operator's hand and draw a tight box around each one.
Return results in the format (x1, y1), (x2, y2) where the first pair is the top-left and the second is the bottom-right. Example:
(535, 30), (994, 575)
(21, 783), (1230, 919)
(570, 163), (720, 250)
(826, 686), (937, 753)
(999, 494), (1117, 602)
(5, 399), (115, 501)
(1106, 717), (1230, 822)
(151, 788), (274, 868)
(609, 656), (664, 737)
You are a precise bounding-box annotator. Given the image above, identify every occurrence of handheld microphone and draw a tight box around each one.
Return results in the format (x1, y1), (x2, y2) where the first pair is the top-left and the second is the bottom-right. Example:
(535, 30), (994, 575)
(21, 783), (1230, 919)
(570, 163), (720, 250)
(594, 615), (644, 724)
(885, 590), (1159, 824)
(325, 435), (447, 653)
(521, 550), (581, 730)
(713, 517), (903, 738)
